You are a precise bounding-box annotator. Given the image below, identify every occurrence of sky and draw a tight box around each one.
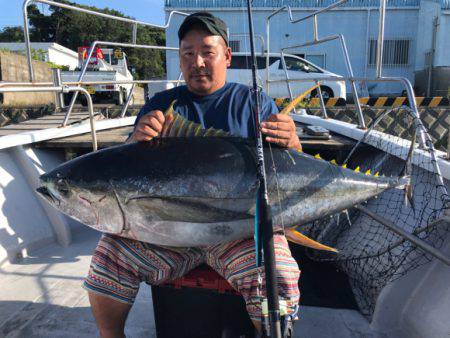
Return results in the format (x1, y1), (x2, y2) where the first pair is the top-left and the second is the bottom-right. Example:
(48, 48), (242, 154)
(0, 0), (166, 29)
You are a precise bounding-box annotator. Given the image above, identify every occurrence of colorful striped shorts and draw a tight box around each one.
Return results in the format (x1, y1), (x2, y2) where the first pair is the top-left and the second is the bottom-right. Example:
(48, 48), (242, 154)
(84, 233), (300, 321)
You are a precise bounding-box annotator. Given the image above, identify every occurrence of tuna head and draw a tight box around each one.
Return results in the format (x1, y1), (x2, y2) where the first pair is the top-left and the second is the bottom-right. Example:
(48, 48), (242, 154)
(36, 150), (127, 234)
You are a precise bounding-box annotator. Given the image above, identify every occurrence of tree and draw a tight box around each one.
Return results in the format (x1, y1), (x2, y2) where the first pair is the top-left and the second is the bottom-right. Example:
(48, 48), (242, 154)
(24, 0), (166, 79)
(0, 26), (24, 42)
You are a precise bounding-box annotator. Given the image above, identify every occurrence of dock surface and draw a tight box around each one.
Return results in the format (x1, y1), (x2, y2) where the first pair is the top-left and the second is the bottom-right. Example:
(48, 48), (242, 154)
(0, 112), (102, 137)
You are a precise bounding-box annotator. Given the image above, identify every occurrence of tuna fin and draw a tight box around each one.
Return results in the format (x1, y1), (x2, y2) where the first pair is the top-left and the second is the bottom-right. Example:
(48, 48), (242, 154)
(279, 84), (320, 115)
(285, 228), (338, 253)
(162, 100), (231, 138)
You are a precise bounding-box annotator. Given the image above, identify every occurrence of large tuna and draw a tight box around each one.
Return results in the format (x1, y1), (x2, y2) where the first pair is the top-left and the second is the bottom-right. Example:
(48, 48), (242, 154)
(36, 107), (406, 250)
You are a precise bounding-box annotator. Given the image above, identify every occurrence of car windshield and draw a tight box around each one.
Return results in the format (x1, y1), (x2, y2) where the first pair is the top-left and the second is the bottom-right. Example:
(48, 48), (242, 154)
(283, 57), (320, 73)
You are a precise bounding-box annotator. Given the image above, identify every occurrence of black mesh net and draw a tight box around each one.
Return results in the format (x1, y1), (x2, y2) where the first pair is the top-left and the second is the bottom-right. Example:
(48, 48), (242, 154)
(300, 106), (450, 318)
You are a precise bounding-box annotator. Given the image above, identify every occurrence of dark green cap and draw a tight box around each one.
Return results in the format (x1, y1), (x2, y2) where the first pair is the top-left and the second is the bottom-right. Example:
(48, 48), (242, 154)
(178, 12), (228, 46)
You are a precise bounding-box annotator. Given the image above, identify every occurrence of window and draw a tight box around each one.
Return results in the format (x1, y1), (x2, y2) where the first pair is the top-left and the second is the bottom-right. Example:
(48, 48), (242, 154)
(229, 40), (240, 52)
(229, 55), (279, 69)
(281, 57), (321, 73)
(305, 54), (326, 69)
(368, 39), (410, 67)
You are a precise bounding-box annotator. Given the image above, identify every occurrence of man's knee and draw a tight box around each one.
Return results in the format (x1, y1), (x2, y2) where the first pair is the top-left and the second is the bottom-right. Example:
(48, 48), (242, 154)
(88, 291), (132, 338)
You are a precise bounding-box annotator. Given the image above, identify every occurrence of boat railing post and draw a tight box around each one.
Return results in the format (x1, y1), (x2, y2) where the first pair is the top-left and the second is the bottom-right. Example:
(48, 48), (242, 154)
(316, 81), (328, 118)
(376, 0), (387, 78)
(132, 23), (138, 44)
(63, 41), (99, 127)
(22, 0), (34, 82)
(120, 83), (136, 118)
(63, 41), (180, 126)
(338, 34), (365, 128)
(74, 87), (98, 151)
(22, 0), (188, 123)
(280, 50), (297, 114)
(52, 68), (65, 110)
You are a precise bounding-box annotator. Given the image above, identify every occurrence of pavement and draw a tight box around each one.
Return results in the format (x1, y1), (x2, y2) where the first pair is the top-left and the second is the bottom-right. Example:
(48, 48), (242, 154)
(0, 228), (378, 338)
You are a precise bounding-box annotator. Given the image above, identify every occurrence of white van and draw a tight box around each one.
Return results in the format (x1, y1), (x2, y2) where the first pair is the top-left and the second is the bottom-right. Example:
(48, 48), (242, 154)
(227, 52), (346, 100)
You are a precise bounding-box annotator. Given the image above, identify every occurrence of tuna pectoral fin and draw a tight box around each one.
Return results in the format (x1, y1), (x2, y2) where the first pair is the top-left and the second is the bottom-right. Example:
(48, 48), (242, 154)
(285, 228), (338, 253)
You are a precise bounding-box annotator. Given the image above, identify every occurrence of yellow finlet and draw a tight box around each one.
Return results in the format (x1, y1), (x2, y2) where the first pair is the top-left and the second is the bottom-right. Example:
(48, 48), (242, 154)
(365, 169), (371, 175)
(330, 159), (337, 165)
(354, 166), (360, 173)
(342, 163), (347, 169)
(374, 172), (379, 177)
(285, 229), (338, 253)
(162, 100), (231, 138)
(314, 154), (322, 159)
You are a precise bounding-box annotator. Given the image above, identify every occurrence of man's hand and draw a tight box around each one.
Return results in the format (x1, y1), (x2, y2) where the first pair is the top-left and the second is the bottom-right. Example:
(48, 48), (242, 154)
(261, 114), (302, 151)
(128, 110), (166, 142)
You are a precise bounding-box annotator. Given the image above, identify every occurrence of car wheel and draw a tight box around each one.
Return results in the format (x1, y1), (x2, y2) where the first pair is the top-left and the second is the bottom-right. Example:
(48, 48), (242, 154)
(311, 86), (334, 99)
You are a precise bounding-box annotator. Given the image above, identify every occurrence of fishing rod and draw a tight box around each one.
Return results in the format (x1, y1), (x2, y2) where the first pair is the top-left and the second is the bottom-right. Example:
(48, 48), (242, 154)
(245, 0), (282, 337)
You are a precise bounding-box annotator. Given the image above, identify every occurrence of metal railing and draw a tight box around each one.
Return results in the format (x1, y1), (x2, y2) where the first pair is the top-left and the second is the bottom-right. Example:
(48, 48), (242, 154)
(0, 85), (98, 151)
(265, 0), (365, 128)
(21, 0), (189, 125)
(22, 0), (188, 82)
(64, 41), (180, 125)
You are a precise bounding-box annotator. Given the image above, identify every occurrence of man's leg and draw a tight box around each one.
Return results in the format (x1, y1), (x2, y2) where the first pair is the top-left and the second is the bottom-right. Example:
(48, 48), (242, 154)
(84, 234), (204, 337)
(88, 292), (131, 338)
(205, 234), (300, 332)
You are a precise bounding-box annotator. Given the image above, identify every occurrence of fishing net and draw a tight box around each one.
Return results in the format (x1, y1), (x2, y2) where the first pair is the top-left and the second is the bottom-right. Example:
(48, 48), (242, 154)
(300, 106), (450, 318)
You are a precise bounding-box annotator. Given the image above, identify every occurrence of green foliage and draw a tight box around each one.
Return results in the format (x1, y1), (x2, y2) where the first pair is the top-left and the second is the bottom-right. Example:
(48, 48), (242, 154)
(0, 26), (24, 42)
(0, 0), (166, 79)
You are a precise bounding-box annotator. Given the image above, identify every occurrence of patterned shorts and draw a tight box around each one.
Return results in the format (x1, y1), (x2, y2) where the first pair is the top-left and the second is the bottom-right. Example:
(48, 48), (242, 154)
(84, 233), (300, 321)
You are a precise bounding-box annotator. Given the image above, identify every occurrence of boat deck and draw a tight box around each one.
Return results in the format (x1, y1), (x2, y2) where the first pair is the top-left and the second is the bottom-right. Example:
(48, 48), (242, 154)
(34, 124), (357, 151)
(0, 228), (381, 338)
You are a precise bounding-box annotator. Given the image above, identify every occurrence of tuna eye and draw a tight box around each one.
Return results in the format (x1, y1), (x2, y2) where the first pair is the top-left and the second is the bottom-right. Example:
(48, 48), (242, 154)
(56, 179), (70, 196)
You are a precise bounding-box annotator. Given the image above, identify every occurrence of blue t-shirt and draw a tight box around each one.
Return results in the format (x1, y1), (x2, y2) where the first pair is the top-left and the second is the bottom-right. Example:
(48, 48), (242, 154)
(134, 82), (278, 138)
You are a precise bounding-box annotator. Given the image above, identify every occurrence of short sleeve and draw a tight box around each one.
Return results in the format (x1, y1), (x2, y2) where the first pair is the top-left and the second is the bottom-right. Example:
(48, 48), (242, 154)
(260, 91), (279, 122)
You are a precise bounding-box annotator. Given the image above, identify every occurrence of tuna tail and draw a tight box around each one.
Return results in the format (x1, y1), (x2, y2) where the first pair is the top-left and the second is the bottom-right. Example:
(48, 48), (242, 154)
(400, 128), (417, 213)
(285, 228), (338, 253)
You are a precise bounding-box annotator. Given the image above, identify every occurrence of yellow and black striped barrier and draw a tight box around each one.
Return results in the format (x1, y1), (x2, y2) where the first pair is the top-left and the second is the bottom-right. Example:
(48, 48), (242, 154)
(275, 96), (450, 109)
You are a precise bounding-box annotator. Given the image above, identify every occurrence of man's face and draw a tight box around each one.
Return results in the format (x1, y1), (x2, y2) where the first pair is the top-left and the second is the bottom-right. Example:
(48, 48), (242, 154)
(179, 29), (231, 96)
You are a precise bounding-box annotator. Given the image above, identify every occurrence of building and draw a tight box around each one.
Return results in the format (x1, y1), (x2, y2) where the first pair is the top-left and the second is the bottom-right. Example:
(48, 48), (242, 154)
(0, 42), (78, 70)
(164, 0), (450, 96)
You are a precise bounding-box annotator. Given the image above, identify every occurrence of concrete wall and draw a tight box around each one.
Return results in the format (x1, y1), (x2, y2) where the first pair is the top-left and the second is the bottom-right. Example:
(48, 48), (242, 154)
(0, 51), (55, 107)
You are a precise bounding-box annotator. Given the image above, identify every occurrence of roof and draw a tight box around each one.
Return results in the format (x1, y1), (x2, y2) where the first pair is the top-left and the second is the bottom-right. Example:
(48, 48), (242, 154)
(0, 42), (77, 57)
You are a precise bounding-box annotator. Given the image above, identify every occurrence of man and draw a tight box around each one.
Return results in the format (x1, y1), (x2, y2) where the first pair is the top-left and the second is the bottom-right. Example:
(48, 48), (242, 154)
(84, 12), (301, 337)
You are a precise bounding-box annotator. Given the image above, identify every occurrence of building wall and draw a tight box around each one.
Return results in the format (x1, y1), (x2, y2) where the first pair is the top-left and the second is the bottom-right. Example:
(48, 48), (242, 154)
(435, 11), (450, 67)
(165, 7), (420, 95)
(165, 1), (449, 96)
